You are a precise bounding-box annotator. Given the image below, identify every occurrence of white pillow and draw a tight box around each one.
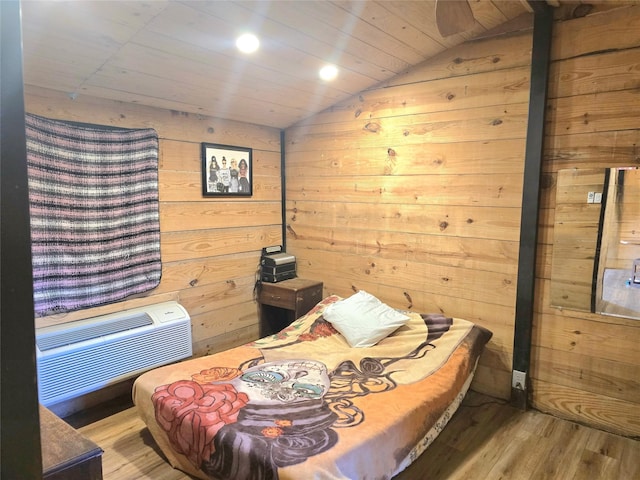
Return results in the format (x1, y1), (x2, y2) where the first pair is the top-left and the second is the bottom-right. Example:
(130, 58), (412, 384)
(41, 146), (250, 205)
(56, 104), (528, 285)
(323, 291), (410, 347)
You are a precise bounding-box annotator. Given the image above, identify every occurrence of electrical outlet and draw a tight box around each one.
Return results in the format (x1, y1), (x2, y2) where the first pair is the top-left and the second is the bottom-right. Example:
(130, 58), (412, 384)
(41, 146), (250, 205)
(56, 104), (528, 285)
(512, 370), (527, 390)
(587, 191), (595, 204)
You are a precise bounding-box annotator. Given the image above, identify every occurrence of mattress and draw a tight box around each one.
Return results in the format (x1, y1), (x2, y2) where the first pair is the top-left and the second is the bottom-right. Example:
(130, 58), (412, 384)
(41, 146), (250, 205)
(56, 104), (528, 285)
(133, 295), (492, 479)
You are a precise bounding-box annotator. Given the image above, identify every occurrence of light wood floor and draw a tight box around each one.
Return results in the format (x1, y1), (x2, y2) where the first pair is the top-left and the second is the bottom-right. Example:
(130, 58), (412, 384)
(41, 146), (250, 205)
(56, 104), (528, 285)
(77, 391), (639, 480)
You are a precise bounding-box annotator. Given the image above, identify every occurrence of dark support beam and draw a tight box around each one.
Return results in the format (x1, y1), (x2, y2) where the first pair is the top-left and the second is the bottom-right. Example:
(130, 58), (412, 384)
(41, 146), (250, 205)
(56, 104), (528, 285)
(1, 0), (43, 477)
(280, 130), (287, 251)
(527, 0), (553, 15)
(511, 2), (553, 410)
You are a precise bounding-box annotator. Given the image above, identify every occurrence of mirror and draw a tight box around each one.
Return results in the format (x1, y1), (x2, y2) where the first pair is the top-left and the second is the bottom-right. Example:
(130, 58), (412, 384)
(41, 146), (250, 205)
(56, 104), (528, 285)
(551, 167), (640, 320)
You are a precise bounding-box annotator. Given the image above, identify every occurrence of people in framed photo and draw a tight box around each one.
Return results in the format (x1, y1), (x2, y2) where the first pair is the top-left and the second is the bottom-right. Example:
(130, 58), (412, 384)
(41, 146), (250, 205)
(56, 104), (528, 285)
(202, 143), (253, 196)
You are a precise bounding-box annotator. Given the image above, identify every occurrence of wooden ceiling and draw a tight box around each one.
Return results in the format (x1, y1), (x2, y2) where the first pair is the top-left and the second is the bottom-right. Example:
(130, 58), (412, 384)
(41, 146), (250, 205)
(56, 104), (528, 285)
(20, 1), (540, 129)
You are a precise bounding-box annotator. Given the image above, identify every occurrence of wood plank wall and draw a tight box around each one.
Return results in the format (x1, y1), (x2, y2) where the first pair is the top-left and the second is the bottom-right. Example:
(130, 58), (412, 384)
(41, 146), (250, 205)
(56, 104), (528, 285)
(26, 86), (282, 357)
(284, 29), (535, 402)
(550, 167), (605, 311)
(533, 4), (640, 437)
(285, 4), (640, 438)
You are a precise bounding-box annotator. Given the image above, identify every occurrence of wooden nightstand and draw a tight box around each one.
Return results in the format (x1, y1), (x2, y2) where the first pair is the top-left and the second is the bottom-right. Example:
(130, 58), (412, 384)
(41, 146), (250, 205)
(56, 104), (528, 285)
(258, 278), (323, 337)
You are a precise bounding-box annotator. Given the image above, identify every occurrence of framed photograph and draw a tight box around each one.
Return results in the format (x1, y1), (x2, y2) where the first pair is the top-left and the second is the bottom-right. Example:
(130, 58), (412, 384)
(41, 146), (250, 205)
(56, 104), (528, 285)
(201, 143), (253, 197)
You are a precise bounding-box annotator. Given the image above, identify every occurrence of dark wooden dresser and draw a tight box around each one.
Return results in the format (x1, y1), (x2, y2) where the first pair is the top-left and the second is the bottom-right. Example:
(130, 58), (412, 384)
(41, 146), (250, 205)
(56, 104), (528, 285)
(258, 278), (323, 337)
(41, 406), (103, 480)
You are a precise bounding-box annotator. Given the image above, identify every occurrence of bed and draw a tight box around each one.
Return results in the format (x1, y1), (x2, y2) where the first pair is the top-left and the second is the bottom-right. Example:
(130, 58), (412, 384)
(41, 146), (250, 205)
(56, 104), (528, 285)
(133, 293), (492, 480)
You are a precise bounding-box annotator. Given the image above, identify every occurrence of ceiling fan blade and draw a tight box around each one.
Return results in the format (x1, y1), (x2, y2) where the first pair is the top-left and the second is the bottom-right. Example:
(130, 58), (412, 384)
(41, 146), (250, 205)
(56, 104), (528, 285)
(435, 0), (476, 37)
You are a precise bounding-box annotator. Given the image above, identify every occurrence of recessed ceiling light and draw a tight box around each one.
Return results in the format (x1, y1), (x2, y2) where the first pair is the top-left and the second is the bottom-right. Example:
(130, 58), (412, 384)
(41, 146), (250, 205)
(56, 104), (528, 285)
(236, 33), (259, 54)
(319, 64), (338, 81)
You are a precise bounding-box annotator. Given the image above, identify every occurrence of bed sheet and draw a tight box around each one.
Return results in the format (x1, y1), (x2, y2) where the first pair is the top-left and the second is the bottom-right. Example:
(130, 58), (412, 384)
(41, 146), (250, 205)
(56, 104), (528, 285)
(133, 295), (492, 480)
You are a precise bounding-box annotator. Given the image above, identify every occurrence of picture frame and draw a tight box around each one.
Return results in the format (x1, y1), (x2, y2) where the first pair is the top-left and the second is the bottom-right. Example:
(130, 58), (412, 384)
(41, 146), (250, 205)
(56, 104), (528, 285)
(201, 142), (253, 197)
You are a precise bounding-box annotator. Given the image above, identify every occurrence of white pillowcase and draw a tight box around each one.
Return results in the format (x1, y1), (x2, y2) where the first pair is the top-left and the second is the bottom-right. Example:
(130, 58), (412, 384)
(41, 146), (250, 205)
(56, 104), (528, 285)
(323, 290), (410, 347)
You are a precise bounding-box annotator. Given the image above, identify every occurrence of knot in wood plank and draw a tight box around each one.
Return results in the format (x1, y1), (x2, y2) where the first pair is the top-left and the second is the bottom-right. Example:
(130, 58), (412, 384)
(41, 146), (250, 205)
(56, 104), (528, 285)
(364, 122), (381, 133)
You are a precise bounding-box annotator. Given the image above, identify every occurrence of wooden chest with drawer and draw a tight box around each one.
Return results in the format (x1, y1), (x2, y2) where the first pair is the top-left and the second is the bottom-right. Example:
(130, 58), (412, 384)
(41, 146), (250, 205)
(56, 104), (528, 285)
(258, 278), (323, 337)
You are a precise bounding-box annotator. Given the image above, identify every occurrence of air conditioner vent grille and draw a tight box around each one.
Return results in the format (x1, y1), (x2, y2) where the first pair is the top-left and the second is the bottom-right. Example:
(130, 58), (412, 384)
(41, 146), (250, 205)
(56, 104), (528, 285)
(35, 301), (192, 406)
(37, 312), (154, 351)
(37, 323), (191, 403)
